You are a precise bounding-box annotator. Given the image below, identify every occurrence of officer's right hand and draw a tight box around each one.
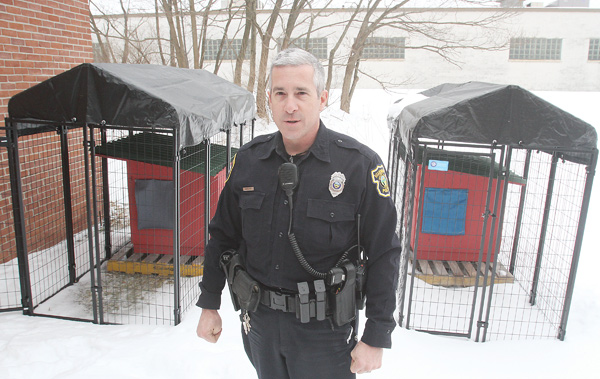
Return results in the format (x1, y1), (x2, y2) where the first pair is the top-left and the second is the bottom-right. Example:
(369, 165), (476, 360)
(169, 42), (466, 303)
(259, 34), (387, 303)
(196, 308), (222, 343)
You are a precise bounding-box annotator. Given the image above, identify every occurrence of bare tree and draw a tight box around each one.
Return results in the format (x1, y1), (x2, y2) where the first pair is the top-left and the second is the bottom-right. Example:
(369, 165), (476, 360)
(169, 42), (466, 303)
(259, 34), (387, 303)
(190, 0), (200, 68)
(198, 0), (217, 69)
(119, 0), (131, 63)
(89, 6), (111, 62)
(90, 0), (151, 64)
(212, 1), (244, 75)
(234, 0), (256, 86)
(280, 0), (308, 50)
(90, 1), (514, 113)
(155, 0), (167, 65)
(162, 0), (189, 67)
(255, 0), (284, 119)
(325, 0), (363, 96)
(338, 0), (409, 111)
(336, 1), (512, 112)
(246, 9), (258, 93)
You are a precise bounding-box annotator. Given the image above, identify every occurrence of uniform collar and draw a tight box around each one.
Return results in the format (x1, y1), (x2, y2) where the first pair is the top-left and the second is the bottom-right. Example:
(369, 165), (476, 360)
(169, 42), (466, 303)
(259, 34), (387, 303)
(257, 121), (331, 163)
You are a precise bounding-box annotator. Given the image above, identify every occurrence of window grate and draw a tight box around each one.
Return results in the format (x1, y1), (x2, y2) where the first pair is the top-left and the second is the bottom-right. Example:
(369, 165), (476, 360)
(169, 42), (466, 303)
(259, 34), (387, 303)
(362, 37), (405, 59)
(509, 38), (562, 60)
(588, 39), (600, 61)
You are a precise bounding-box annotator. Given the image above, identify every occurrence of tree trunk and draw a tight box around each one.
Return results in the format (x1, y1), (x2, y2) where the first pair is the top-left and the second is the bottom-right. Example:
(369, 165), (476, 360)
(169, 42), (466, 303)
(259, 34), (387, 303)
(235, 0), (255, 86)
(247, 18), (257, 93)
(89, 11), (110, 62)
(214, 0), (235, 75)
(325, 0), (363, 96)
(162, 0), (188, 67)
(255, 0), (284, 120)
(119, 0), (130, 63)
(198, 0), (215, 69)
(281, 0), (307, 49)
(190, 0), (199, 68)
(340, 48), (361, 112)
(155, 0), (166, 65)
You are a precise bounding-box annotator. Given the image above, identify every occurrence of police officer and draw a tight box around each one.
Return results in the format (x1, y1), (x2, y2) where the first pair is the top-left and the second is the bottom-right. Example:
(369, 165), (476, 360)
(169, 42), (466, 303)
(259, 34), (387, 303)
(196, 48), (401, 378)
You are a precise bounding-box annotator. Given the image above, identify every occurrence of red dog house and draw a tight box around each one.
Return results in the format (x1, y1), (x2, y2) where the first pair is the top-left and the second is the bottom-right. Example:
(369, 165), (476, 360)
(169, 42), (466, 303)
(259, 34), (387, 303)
(410, 150), (525, 262)
(97, 132), (233, 257)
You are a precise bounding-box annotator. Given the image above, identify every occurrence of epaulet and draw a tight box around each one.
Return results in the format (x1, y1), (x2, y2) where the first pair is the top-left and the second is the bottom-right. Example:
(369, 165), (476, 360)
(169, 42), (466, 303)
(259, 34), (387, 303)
(238, 132), (277, 152)
(328, 129), (376, 159)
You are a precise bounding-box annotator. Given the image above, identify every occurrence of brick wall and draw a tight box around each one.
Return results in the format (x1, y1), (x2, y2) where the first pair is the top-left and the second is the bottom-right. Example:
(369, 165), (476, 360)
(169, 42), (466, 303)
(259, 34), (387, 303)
(0, 0), (93, 263)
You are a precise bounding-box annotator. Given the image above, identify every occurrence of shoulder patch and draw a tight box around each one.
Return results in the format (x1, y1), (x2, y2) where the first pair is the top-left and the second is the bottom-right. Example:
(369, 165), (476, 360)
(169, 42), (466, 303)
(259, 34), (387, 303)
(371, 165), (390, 197)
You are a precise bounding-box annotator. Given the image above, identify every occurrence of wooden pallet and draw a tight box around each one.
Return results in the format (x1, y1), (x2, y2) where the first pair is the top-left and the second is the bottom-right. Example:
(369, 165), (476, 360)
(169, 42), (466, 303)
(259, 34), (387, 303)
(409, 258), (514, 287)
(107, 242), (204, 277)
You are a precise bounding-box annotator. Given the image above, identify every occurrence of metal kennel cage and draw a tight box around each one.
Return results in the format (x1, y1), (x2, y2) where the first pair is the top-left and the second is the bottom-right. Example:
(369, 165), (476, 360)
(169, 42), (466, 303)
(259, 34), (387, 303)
(387, 82), (597, 341)
(2, 63), (255, 325)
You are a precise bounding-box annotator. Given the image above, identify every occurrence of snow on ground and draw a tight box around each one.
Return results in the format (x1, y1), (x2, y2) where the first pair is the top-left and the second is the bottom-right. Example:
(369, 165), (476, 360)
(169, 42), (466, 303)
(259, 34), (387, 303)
(1, 89), (599, 379)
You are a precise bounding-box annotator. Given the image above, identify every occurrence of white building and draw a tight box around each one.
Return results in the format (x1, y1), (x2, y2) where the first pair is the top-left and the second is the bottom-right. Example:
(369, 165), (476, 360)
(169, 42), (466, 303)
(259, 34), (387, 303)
(93, 6), (600, 91)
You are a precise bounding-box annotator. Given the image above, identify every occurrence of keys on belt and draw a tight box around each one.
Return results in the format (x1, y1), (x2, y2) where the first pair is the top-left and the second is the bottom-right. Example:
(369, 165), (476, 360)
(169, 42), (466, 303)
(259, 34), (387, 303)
(259, 279), (328, 323)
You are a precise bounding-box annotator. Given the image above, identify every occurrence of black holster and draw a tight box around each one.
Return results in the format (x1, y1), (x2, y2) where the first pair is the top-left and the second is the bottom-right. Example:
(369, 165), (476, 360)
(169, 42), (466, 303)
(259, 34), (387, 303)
(220, 250), (261, 312)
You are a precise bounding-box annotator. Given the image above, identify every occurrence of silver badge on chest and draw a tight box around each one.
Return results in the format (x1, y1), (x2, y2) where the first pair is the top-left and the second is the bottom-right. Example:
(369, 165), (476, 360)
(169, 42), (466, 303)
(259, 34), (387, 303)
(329, 172), (346, 198)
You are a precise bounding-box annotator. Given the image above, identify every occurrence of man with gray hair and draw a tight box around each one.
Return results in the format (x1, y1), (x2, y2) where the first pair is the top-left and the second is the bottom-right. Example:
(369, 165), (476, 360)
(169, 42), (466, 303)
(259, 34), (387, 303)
(196, 48), (401, 378)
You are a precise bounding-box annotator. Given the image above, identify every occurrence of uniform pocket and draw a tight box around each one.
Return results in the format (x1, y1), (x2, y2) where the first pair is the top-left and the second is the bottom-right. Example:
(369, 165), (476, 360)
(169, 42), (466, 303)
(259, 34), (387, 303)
(240, 191), (266, 247)
(306, 199), (356, 252)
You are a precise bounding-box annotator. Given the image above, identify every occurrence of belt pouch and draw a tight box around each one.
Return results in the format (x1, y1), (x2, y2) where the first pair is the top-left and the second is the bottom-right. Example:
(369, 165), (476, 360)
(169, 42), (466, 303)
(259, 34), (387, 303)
(355, 259), (367, 310)
(314, 280), (326, 321)
(330, 260), (357, 327)
(297, 282), (310, 323)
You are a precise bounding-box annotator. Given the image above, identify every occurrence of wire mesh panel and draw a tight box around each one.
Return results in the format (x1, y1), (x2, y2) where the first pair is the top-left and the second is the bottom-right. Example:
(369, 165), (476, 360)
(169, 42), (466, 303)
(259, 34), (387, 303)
(19, 132), (66, 308)
(482, 148), (594, 341)
(179, 128), (241, 318)
(393, 140), (597, 341)
(403, 145), (506, 337)
(4, 119), (248, 325)
(6, 128), (100, 321)
(93, 125), (242, 325)
(389, 137), (410, 325)
(0, 133), (21, 312)
(93, 128), (179, 324)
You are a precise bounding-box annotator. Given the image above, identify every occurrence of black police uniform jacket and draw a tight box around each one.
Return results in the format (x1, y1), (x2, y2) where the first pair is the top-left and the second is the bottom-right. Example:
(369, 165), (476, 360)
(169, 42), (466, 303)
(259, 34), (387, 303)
(197, 122), (401, 348)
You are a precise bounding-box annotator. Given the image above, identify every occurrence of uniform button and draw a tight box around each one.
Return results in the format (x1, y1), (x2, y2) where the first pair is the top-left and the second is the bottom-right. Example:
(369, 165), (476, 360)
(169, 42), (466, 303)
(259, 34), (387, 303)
(284, 200), (288, 205)
(279, 232), (283, 238)
(330, 212), (335, 218)
(275, 265), (280, 270)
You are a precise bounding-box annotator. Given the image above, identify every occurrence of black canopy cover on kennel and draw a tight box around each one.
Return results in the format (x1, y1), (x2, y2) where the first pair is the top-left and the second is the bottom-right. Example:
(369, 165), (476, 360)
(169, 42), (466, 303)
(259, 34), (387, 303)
(4, 63), (255, 325)
(8, 63), (255, 144)
(389, 82), (597, 163)
(388, 82), (597, 341)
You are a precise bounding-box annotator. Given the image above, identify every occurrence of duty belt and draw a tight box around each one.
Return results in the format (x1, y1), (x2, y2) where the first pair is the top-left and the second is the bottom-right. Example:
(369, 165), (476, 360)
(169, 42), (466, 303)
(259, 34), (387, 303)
(259, 279), (329, 323)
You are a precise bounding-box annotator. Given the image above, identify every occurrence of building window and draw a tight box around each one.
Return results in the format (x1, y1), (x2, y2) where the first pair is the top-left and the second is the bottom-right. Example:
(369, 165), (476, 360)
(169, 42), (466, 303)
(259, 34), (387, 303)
(203, 39), (247, 61)
(279, 38), (328, 59)
(589, 39), (600, 61)
(362, 37), (405, 59)
(509, 38), (562, 60)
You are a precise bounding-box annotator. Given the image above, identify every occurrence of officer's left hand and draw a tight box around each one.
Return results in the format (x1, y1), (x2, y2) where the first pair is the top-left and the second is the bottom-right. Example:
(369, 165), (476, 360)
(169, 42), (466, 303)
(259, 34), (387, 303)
(350, 341), (383, 374)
